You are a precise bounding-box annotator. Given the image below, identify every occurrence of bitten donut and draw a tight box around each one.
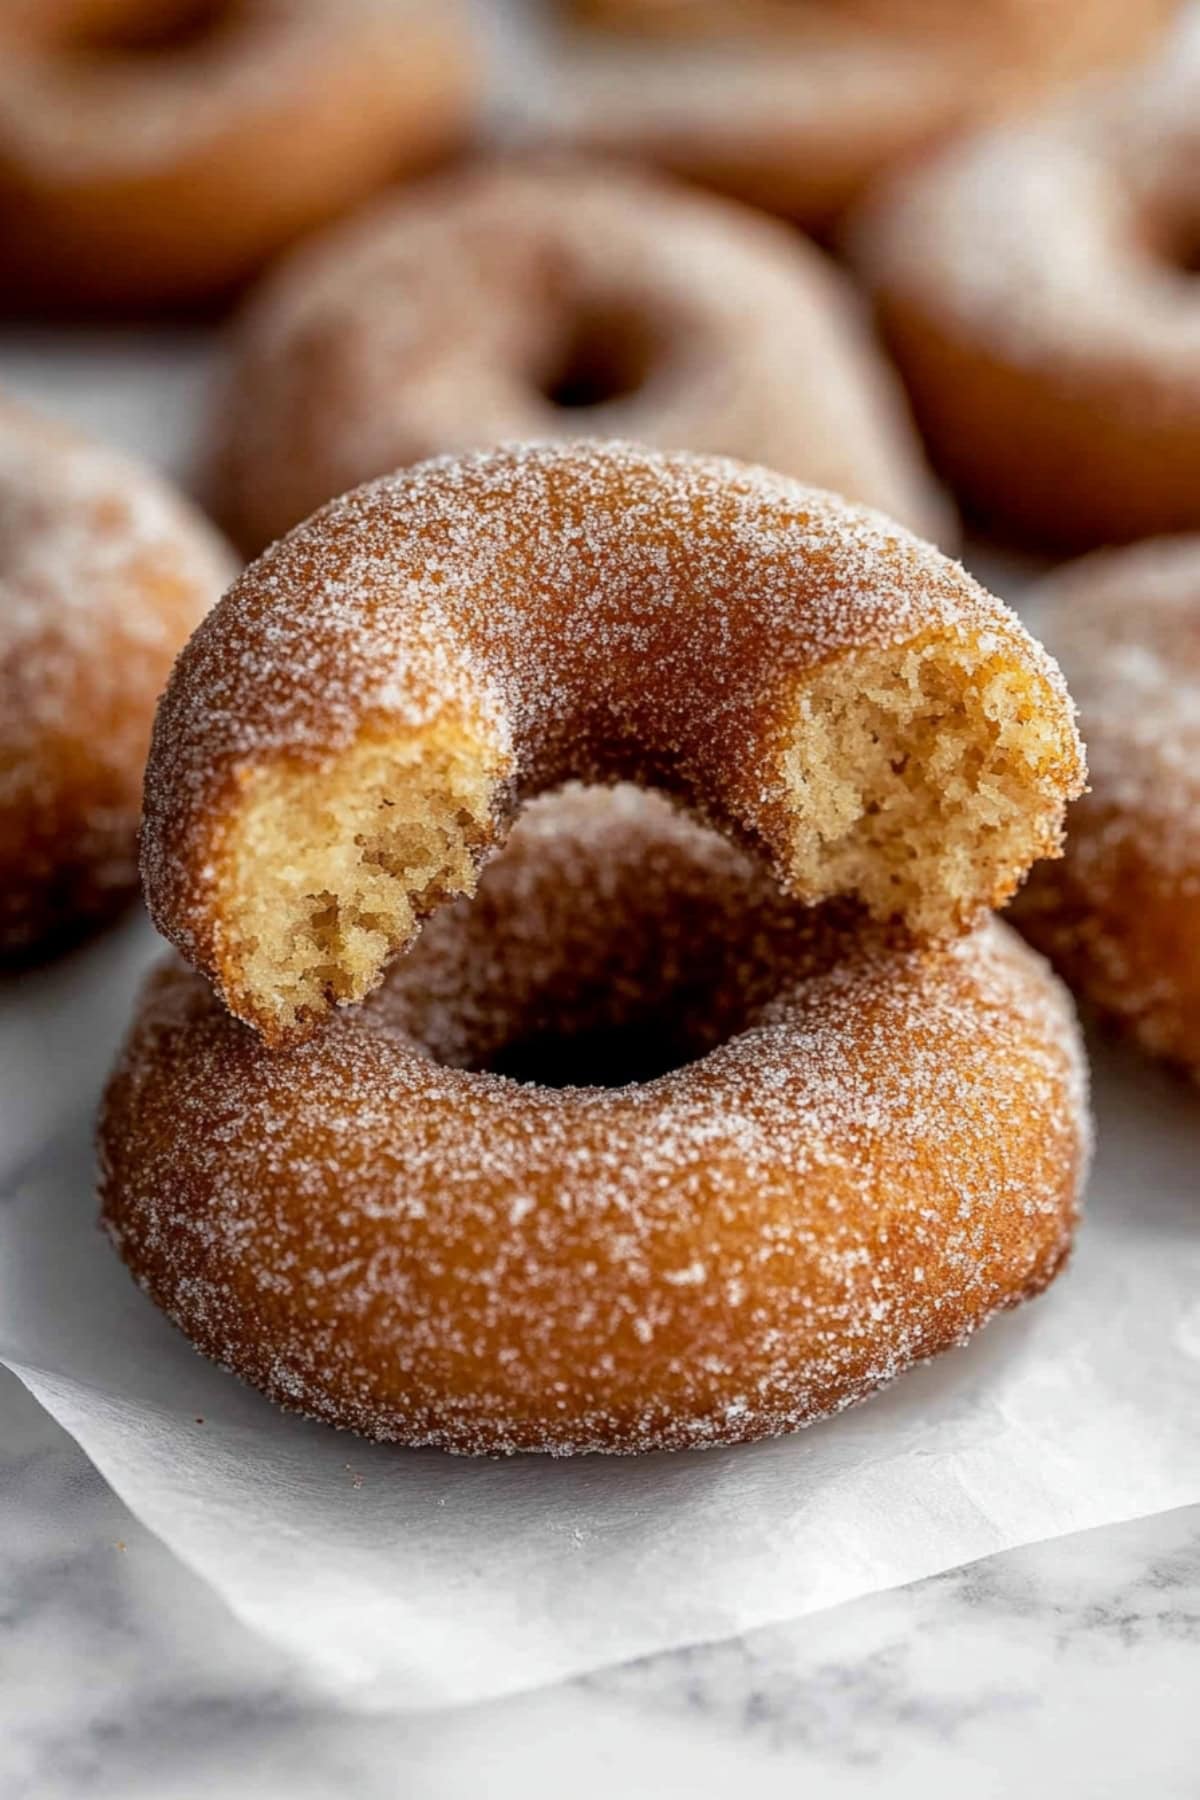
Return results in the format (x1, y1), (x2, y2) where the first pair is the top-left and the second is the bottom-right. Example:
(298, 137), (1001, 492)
(853, 53), (1200, 549)
(0, 0), (478, 311)
(141, 443), (1083, 1046)
(0, 397), (234, 957)
(101, 785), (1089, 1455)
(542, 0), (1170, 230)
(1013, 539), (1200, 1076)
(210, 159), (950, 555)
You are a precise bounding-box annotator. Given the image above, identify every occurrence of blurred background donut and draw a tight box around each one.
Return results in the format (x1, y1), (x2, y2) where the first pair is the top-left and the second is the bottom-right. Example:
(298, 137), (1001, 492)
(532, 0), (1174, 231)
(0, 393), (233, 956)
(852, 48), (1200, 549)
(208, 158), (951, 553)
(0, 0), (480, 312)
(1013, 538), (1200, 1078)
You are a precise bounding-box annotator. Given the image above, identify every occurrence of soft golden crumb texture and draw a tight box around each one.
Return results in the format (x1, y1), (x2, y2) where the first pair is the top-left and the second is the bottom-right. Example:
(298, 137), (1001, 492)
(778, 633), (1075, 938)
(141, 443), (1082, 1041)
(223, 722), (504, 1045)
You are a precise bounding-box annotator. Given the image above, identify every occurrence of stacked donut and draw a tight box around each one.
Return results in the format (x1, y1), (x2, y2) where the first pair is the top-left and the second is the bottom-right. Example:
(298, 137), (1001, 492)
(15, 0), (1200, 1459)
(98, 441), (1091, 1453)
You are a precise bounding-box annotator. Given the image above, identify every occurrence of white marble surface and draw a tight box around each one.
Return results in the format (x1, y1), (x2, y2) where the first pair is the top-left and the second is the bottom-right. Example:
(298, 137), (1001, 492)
(4, 1363), (1199, 1798)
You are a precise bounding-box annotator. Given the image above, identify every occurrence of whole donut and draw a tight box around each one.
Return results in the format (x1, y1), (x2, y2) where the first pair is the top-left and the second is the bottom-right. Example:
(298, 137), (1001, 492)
(101, 786), (1089, 1455)
(540, 0), (1171, 229)
(852, 53), (1200, 549)
(1013, 539), (1200, 1077)
(0, 0), (478, 311)
(140, 443), (1084, 1046)
(0, 397), (234, 957)
(209, 159), (950, 555)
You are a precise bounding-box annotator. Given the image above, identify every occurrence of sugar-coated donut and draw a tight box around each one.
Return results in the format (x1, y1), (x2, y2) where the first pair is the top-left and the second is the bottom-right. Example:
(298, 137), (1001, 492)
(0, 397), (234, 957)
(853, 52), (1200, 550)
(0, 0), (478, 311)
(1013, 539), (1200, 1077)
(101, 785), (1090, 1455)
(141, 442), (1083, 1046)
(540, 0), (1171, 230)
(209, 159), (950, 555)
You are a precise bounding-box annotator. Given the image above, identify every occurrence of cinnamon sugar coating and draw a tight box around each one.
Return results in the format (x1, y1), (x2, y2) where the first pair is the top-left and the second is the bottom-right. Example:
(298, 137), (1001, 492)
(209, 158), (949, 555)
(540, 0), (1170, 229)
(852, 49), (1200, 549)
(1013, 538), (1200, 1077)
(0, 395), (234, 956)
(101, 786), (1090, 1455)
(140, 443), (1083, 1045)
(0, 0), (478, 312)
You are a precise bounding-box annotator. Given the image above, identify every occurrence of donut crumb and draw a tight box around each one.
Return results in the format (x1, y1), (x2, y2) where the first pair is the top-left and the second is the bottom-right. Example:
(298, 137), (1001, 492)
(779, 634), (1071, 935)
(221, 720), (503, 1043)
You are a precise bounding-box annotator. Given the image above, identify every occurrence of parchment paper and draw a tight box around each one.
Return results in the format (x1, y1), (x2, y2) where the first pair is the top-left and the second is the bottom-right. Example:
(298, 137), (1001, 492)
(1, 921), (1197, 1711)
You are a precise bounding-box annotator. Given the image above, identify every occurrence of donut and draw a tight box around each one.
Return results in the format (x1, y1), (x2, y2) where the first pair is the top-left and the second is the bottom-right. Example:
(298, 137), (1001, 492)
(100, 784), (1089, 1454)
(1012, 539), (1200, 1077)
(852, 52), (1200, 550)
(0, 0), (478, 312)
(0, 396), (234, 958)
(537, 0), (1171, 230)
(141, 442), (1084, 1047)
(209, 159), (951, 555)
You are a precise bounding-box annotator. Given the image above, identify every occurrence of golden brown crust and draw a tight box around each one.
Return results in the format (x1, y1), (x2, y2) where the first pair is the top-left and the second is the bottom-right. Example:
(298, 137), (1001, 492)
(101, 786), (1090, 1455)
(209, 158), (951, 555)
(0, 0), (479, 312)
(543, 0), (1171, 229)
(1012, 539), (1200, 1077)
(851, 54), (1200, 550)
(139, 443), (1083, 1042)
(0, 395), (234, 957)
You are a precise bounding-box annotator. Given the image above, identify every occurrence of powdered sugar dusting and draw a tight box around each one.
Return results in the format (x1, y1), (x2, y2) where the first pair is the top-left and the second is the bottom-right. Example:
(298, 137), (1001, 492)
(103, 785), (1089, 1456)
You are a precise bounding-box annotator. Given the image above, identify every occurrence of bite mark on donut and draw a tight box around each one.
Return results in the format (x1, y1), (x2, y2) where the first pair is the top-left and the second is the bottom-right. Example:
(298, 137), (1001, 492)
(218, 718), (506, 1045)
(142, 445), (1083, 1043)
(775, 630), (1078, 936)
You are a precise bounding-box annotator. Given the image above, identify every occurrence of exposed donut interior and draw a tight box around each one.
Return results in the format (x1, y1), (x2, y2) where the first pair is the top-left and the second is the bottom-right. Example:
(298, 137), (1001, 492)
(217, 628), (1070, 1043)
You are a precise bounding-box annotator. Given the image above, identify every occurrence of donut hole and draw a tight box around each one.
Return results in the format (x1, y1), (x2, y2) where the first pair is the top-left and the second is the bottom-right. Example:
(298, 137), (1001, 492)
(475, 1021), (707, 1088)
(1155, 218), (1200, 278)
(539, 304), (661, 411)
(378, 789), (797, 1089)
(61, 0), (236, 59)
(778, 634), (1070, 934)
